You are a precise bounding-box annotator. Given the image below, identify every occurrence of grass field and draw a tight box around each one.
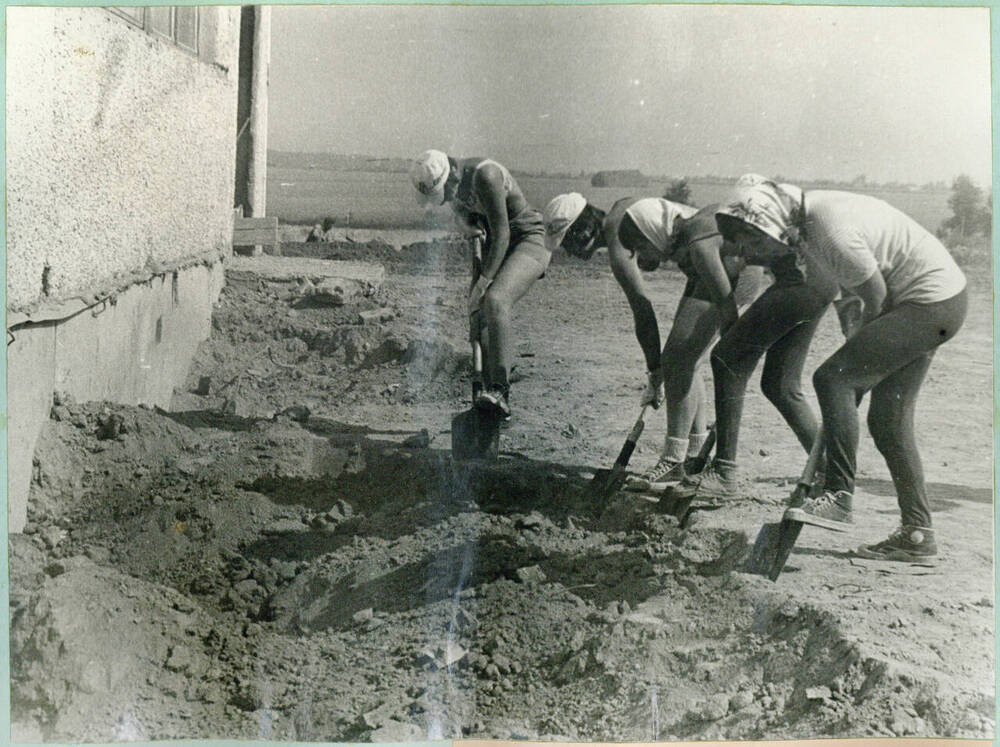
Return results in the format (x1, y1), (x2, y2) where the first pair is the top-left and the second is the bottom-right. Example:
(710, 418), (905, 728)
(268, 164), (954, 235)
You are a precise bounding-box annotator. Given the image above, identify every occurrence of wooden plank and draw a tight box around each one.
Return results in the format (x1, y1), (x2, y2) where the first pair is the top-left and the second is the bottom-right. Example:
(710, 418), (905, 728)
(233, 228), (279, 245)
(234, 216), (278, 229)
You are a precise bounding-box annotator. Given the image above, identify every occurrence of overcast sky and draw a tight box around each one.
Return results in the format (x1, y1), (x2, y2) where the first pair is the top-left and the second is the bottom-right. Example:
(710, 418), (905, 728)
(269, 4), (991, 186)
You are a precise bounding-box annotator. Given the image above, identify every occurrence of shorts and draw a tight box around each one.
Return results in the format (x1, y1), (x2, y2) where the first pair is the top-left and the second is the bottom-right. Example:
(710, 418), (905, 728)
(506, 208), (551, 275)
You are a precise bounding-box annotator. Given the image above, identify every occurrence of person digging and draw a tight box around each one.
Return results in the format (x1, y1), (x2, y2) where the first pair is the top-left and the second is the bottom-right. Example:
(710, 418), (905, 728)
(410, 150), (550, 421)
(543, 192), (763, 491)
(715, 176), (967, 561)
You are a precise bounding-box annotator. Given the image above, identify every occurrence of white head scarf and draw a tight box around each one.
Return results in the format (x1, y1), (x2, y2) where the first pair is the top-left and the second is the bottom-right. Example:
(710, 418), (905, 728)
(716, 175), (804, 247)
(623, 198), (698, 252)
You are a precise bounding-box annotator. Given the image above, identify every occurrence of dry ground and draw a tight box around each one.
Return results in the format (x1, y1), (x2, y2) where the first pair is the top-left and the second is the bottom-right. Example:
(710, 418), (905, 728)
(10, 236), (994, 742)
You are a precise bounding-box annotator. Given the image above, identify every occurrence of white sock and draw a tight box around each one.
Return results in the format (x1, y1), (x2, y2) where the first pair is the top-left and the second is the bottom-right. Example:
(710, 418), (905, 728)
(687, 431), (710, 457)
(661, 436), (688, 463)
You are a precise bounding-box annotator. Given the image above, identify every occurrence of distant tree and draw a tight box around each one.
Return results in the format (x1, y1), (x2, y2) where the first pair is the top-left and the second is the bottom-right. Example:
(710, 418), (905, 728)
(663, 178), (694, 207)
(940, 175), (990, 238)
(981, 190), (993, 238)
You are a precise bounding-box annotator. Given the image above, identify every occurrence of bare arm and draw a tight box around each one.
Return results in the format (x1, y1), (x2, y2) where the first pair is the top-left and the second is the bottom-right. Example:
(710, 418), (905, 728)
(848, 269), (888, 327)
(474, 165), (511, 281)
(609, 241), (661, 372)
(687, 237), (733, 306)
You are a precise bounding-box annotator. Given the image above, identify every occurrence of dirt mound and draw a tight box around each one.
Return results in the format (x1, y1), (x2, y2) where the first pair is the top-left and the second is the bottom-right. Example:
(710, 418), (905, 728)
(10, 249), (993, 742)
(13, 400), (993, 741)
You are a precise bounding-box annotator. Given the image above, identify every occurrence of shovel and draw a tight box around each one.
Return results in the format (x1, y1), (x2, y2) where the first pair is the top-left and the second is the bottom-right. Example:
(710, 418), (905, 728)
(657, 423), (718, 522)
(589, 405), (650, 499)
(451, 237), (501, 461)
(451, 337), (501, 461)
(745, 426), (824, 580)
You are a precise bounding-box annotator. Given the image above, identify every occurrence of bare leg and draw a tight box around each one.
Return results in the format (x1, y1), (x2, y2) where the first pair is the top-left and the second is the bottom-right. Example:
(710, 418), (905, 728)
(481, 248), (547, 389)
(662, 294), (720, 441)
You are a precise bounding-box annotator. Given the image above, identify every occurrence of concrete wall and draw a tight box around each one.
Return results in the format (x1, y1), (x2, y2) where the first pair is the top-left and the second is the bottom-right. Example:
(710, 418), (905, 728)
(5, 6), (241, 312)
(8, 262), (226, 533)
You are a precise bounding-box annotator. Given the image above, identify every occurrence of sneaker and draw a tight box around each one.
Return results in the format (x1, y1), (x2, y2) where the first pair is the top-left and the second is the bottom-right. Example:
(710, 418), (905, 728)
(786, 472), (824, 508)
(625, 458), (685, 493)
(675, 458), (739, 501)
(784, 490), (853, 532)
(474, 387), (510, 419)
(683, 454), (710, 477)
(855, 526), (937, 562)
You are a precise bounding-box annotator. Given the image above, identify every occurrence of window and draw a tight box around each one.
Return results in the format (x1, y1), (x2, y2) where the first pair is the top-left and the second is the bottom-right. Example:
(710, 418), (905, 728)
(106, 6), (200, 55)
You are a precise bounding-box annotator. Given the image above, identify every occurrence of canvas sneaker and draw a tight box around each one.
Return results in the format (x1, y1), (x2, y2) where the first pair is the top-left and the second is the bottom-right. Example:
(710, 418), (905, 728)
(784, 490), (853, 532)
(673, 458), (739, 500)
(855, 526), (937, 562)
(475, 387), (511, 419)
(626, 458), (686, 493)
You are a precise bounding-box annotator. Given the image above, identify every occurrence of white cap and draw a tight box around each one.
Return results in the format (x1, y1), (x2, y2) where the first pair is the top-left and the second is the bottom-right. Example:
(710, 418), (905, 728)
(409, 150), (450, 206)
(543, 192), (587, 252)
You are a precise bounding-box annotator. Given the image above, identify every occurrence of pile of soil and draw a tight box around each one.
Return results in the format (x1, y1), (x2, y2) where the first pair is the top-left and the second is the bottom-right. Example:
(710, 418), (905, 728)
(10, 239), (994, 742)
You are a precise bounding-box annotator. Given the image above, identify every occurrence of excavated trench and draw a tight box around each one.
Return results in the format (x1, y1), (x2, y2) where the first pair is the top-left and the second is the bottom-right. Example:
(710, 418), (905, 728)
(14, 404), (983, 742)
(10, 249), (992, 742)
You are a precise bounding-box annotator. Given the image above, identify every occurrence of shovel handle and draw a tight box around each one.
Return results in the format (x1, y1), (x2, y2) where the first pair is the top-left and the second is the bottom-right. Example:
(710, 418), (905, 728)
(613, 404), (650, 469)
(794, 425), (825, 493)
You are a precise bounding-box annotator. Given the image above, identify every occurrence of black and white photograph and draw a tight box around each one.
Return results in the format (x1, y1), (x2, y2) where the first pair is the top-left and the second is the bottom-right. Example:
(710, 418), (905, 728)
(5, 3), (994, 743)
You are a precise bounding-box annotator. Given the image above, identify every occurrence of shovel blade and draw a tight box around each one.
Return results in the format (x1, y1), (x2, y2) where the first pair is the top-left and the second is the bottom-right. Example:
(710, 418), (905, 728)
(451, 408), (500, 461)
(746, 519), (803, 580)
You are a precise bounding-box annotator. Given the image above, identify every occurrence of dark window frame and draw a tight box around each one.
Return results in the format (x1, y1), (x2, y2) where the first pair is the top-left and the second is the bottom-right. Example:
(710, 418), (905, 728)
(106, 6), (200, 57)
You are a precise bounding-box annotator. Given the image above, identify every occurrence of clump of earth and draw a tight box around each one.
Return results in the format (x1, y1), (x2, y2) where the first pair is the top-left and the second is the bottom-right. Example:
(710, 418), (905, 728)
(10, 236), (994, 742)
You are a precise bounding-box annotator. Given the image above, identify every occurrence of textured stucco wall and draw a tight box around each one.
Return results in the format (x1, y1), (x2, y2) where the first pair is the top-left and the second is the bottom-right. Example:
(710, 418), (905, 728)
(6, 6), (241, 312)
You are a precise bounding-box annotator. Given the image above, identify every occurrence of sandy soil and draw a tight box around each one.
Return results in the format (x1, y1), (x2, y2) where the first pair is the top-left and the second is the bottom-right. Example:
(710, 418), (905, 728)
(10, 235), (994, 742)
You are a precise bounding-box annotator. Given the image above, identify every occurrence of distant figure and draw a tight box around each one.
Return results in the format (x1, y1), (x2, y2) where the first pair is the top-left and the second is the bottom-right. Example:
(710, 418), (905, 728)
(306, 223), (324, 242)
(409, 149), (550, 420)
(306, 217), (336, 243)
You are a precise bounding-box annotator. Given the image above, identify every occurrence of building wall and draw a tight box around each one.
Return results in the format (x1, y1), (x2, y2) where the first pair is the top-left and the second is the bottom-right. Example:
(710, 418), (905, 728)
(6, 6), (241, 312)
(6, 6), (250, 532)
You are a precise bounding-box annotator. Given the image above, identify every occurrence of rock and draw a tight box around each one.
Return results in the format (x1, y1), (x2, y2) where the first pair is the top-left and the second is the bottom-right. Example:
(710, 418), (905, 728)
(417, 641), (467, 670)
(730, 690), (755, 711)
(806, 686), (832, 701)
(690, 693), (731, 721)
(454, 608), (477, 630)
(44, 561), (67, 577)
(95, 412), (125, 440)
(515, 565), (547, 584)
(491, 653), (513, 675)
(352, 608), (374, 624)
(358, 308), (395, 325)
(370, 720), (424, 742)
(278, 405), (310, 422)
(273, 560), (299, 581)
(165, 645), (197, 674)
(515, 512), (545, 529)
(264, 518), (309, 535)
(40, 526), (66, 550)
(889, 708), (926, 736)
(84, 545), (112, 563)
(568, 630), (587, 652)
(235, 579), (260, 597)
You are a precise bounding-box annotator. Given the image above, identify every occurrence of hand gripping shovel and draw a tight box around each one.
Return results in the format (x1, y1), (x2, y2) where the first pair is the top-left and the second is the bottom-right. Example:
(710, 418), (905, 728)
(746, 425), (824, 580)
(451, 237), (501, 461)
(589, 405), (650, 499)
